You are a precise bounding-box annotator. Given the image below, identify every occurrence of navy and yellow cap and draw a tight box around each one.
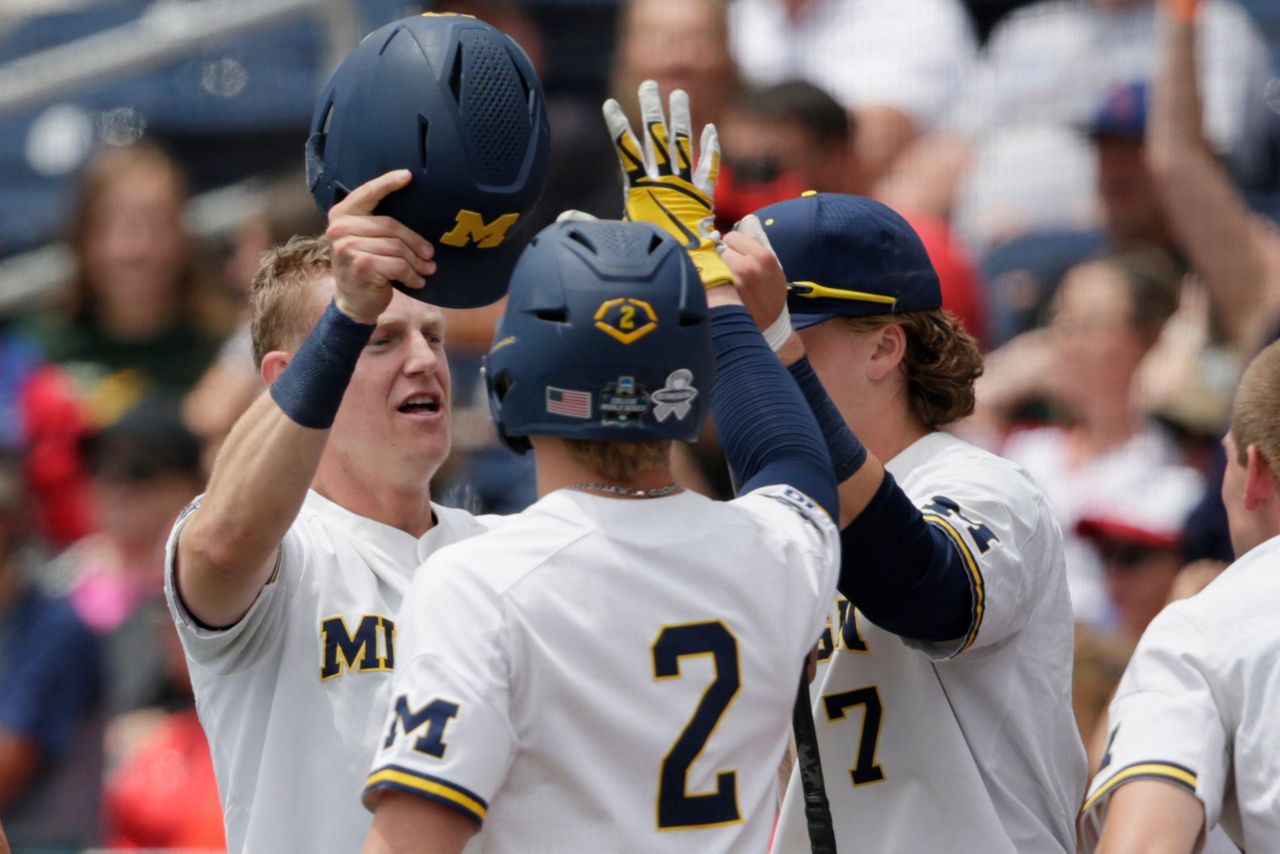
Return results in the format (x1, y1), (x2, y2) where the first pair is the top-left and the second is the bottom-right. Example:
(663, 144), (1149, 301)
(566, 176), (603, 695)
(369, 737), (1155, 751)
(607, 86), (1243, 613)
(751, 193), (941, 330)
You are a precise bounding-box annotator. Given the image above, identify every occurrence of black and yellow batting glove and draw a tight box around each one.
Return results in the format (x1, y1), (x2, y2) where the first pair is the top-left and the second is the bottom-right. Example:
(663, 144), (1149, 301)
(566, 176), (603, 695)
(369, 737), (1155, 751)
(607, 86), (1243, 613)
(603, 81), (734, 290)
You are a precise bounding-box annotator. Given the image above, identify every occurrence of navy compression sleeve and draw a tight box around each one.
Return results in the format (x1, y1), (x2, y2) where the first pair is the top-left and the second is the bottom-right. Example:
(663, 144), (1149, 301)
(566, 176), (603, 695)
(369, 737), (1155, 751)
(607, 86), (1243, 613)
(783, 356), (973, 642)
(841, 474), (974, 642)
(709, 306), (837, 520)
(787, 357), (866, 482)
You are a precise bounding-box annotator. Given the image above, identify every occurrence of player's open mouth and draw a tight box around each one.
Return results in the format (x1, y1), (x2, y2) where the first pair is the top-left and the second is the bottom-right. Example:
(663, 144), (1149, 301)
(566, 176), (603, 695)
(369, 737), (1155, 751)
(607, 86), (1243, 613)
(397, 393), (442, 416)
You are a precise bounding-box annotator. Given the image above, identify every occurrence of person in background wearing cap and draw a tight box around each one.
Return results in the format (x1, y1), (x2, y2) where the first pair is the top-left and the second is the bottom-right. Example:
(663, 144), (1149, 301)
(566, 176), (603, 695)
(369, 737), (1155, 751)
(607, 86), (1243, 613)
(51, 398), (205, 639)
(720, 193), (1084, 852)
(972, 79), (1187, 346)
(1079, 340), (1280, 853)
(0, 455), (103, 850)
(1076, 465), (1205, 645)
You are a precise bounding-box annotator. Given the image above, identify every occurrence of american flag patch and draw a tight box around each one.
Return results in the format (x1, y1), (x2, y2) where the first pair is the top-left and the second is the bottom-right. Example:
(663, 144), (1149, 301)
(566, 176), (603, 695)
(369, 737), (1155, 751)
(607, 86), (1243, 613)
(546, 387), (592, 418)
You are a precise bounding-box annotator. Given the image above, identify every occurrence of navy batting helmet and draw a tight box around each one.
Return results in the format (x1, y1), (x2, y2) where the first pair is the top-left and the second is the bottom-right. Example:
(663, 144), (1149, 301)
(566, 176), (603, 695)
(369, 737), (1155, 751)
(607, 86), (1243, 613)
(306, 13), (550, 308)
(484, 220), (714, 453)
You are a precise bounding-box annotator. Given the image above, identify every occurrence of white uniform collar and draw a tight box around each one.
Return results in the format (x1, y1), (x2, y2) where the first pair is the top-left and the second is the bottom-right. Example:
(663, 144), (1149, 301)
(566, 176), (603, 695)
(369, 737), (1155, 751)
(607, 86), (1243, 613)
(302, 489), (464, 570)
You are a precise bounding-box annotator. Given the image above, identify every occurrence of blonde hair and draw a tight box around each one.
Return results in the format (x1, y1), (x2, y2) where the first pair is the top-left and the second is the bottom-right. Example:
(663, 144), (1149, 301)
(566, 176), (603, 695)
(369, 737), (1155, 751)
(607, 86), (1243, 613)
(249, 235), (333, 367)
(1230, 339), (1280, 479)
(563, 438), (672, 482)
(840, 309), (984, 430)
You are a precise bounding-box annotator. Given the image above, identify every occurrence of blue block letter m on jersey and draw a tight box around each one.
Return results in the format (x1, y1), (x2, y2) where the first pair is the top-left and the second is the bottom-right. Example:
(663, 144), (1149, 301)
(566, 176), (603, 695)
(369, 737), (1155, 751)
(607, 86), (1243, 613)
(320, 615), (395, 680)
(384, 695), (461, 758)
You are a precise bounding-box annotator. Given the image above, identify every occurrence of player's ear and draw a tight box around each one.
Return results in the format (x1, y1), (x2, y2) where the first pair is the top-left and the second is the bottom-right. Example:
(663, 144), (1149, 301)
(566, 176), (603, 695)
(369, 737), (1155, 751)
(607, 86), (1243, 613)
(866, 323), (907, 382)
(261, 351), (291, 386)
(1242, 444), (1276, 510)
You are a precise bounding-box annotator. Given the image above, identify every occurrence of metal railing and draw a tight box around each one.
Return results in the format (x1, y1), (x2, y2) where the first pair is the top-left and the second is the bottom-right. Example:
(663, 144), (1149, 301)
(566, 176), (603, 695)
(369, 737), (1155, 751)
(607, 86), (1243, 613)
(0, 0), (362, 314)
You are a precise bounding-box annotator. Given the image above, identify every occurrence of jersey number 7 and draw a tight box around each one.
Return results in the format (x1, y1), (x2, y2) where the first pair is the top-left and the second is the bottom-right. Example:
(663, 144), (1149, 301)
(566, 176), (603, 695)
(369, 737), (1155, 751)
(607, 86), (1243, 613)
(823, 687), (886, 786)
(652, 621), (742, 829)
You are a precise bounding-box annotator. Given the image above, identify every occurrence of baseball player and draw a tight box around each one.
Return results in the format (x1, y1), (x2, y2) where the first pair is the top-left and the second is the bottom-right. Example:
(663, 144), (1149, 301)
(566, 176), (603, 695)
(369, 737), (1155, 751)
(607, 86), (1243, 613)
(166, 176), (487, 854)
(721, 193), (1086, 852)
(361, 95), (840, 853)
(164, 14), (549, 851)
(1079, 341), (1280, 851)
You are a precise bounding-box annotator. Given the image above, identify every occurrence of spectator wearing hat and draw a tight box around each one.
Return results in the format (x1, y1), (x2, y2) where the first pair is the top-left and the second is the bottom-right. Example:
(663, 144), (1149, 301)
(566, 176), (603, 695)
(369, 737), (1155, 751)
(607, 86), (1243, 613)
(48, 398), (205, 638)
(0, 456), (103, 850)
(974, 79), (1187, 345)
(1076, 464), (1205, 642)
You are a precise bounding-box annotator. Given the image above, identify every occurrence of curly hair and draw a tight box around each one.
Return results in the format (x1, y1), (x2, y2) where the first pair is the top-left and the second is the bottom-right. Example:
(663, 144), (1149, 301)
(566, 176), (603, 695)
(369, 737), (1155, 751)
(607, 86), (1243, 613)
(841, 309), (984, 430)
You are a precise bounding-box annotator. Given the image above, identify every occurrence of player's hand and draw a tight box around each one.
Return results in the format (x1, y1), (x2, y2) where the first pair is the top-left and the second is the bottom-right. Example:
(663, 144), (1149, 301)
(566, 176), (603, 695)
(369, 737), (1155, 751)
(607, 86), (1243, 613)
(724, 215), (804, 361)
(326, 170), (437, 325)
(723, 216), (788, 329)
(603, 81), (733, 290)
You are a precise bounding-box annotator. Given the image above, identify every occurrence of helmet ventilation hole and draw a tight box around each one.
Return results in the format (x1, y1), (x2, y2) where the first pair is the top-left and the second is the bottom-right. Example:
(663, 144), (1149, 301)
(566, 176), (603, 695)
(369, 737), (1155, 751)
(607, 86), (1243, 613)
(417, 116), (430, 169)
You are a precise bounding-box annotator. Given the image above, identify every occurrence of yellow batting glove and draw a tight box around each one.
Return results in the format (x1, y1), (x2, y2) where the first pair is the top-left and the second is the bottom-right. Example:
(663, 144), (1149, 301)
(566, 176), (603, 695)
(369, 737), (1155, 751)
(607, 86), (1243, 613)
(603, 81), (734, 289)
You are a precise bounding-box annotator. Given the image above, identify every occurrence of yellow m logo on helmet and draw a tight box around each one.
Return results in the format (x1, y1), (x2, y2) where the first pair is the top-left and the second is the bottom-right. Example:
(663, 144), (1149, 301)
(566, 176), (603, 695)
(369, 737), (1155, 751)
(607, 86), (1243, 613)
(439, 210), (520, 249)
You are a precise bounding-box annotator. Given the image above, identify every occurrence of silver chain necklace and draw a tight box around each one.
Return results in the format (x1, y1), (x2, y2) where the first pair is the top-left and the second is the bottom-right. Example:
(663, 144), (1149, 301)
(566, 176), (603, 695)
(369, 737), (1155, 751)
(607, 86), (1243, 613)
(566, 482), (683, 499)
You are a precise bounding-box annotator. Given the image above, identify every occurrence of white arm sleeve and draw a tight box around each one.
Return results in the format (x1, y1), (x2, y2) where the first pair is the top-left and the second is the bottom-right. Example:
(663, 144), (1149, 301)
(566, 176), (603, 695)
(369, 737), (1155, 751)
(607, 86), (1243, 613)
(164, 496), (294, 675)
(364, 558), (516, 825)
(1079, 608), (1228, 850)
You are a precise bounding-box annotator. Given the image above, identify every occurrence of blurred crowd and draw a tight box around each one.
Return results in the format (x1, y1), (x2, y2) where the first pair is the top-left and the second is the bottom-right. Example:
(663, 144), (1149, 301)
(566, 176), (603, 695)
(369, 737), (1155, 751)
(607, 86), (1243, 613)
(0, 0), (1277, 849)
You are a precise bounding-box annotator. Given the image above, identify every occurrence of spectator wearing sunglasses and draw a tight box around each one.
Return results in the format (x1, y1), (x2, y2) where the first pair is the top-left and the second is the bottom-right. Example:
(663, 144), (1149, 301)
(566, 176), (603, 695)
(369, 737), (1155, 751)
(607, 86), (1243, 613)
(1076, 463), (1205, 643)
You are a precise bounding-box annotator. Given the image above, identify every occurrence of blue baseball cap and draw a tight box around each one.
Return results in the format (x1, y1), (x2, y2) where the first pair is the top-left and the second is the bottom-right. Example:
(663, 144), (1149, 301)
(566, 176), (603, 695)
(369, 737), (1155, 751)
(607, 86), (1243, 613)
(749, 193), (941, 330)
(1088, 81), (1147, 140)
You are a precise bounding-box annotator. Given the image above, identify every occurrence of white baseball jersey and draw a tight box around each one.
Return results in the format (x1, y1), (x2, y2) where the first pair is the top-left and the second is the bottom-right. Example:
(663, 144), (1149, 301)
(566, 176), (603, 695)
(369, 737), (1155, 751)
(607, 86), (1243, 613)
(1080, 534), (1280, 852)
(364, 484), (840, 853)
(773, 432), (1086, 854)
(164, 490), (498, 854)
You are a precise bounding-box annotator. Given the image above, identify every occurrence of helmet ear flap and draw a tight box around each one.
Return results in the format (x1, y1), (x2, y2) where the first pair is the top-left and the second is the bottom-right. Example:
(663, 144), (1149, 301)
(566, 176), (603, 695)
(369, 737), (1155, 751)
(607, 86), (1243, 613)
(483, 359), (531, 455)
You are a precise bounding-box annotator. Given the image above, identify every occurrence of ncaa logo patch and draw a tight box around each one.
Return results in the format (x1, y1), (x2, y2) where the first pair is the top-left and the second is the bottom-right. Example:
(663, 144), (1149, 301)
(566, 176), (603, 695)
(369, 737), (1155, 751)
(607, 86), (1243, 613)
(599, 375), (650, 424)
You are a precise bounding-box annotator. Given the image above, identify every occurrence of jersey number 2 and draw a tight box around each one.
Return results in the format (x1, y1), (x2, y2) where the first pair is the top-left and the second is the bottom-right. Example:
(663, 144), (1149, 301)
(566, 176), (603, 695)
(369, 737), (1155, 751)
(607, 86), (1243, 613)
(652, 621), (741, 829)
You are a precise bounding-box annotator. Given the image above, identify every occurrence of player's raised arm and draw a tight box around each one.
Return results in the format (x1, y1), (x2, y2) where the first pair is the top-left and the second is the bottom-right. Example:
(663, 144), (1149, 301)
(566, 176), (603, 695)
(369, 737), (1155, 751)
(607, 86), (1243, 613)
(175, 170), (436, 628)
(603, 81), (837, 520)
(1147, 0), (1280, 356)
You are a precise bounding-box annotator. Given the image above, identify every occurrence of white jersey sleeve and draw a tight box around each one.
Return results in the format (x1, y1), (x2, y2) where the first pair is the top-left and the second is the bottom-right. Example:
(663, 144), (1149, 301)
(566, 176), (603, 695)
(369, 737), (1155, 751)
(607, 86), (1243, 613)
(731, 483), (842, 640)
(364, 558), (514, 826)
(1079, 607), (1229, 851)
(895, 451), (1060, 660)
(164, 496), (298, 674)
